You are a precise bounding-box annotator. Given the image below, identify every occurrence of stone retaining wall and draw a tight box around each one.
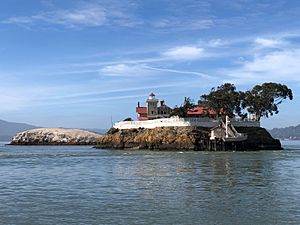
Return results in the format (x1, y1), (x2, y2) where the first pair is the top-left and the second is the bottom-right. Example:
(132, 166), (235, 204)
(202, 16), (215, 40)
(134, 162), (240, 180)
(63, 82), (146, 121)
(113, 117), (260, 130)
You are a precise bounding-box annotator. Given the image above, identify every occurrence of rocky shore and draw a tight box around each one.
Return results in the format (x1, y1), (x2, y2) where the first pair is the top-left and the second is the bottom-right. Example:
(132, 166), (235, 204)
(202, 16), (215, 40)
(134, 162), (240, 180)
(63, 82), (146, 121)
(95, 126), (282, 151)
(10, 126), (282, 150)
(11, 128), (102, 145)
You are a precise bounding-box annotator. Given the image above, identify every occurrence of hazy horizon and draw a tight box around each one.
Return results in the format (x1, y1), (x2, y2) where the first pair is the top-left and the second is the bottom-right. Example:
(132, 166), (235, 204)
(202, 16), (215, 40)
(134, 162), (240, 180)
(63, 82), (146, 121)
(1, 0), (299, 129)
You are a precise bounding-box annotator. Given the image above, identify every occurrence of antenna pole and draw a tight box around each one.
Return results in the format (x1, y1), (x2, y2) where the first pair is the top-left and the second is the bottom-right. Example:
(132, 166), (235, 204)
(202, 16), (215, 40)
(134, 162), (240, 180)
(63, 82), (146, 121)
(225, 115), (229, 138)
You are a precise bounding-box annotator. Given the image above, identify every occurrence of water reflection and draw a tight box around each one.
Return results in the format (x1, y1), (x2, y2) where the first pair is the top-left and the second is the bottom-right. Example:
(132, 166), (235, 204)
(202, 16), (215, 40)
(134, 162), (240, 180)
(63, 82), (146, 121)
(108, 150), (300, 224)
(0, 146), (299, 225)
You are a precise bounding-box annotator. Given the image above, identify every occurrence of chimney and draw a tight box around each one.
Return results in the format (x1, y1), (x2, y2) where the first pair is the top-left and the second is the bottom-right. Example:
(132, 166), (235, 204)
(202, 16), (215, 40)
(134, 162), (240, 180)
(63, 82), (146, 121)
(138, 101), (140, 107)
(160, 100), (164, 106)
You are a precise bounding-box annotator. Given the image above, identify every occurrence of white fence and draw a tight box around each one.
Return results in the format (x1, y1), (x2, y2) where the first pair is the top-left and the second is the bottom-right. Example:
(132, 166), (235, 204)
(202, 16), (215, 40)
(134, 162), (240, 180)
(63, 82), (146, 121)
(113, 117), (260, 130)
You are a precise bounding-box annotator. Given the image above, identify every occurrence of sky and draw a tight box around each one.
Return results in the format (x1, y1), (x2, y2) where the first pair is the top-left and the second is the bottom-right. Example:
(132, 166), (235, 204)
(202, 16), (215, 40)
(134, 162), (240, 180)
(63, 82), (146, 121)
(0, 0), (300, 129)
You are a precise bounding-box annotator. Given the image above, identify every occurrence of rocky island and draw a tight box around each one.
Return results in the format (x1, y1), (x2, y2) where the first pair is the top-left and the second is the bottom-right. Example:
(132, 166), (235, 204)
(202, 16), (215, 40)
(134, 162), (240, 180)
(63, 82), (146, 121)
(10, 82), (291, 150)
(11, 128), (102, 145)
(95, 83), (289, 151)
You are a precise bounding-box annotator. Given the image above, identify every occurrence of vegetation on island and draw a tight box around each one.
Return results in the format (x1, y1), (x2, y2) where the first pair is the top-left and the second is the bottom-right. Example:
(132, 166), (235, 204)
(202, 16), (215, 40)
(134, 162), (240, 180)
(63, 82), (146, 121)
(123, 117), (134, 121)
(200, 83), (245, 118)
(242, 83), (293, 121)
(172, 82), (293, 121)
(171, 97), (195, 118)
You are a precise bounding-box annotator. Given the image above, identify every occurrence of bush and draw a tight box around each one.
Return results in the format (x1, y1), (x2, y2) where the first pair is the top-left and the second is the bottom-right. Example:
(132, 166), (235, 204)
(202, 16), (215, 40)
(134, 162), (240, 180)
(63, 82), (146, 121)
(106, 128), (119, 135)
(123, 117), (133, 121)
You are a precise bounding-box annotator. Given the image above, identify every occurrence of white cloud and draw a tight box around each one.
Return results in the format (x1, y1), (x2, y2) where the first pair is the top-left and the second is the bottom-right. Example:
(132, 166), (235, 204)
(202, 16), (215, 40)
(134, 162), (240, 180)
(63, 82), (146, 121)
(100, 64), (151, 76)
(152, 19), (170, 28)
(142, 65), (214, 79)
(152, 18), (213, 31)
(254, 38), (285, 48)
(2, 3), (138, 29)
(208, 39), (227, 47)
(225, 49), (300, 84)
(41, 7), (106, 27)
(4, 17), (33, 25)
(161, 46), (204, 60)
(3, 6), (106, 28)
(4, 6), (106, 27)
(245, 51), (299, 74)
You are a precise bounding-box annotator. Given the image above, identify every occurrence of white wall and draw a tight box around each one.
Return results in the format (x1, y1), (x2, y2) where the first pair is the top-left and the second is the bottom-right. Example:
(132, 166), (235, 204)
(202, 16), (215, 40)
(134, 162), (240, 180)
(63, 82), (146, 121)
(113, 117), (260, 130)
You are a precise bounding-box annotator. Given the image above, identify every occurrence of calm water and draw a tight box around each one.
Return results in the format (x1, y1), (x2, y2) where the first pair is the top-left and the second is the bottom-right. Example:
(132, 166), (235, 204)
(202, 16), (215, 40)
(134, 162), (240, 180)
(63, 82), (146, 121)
(0, 141), (299, 225)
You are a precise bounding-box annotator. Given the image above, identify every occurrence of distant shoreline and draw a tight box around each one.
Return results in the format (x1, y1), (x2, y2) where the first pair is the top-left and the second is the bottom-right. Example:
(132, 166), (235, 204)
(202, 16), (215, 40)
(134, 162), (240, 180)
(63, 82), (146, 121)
(280, 139), (300, 141)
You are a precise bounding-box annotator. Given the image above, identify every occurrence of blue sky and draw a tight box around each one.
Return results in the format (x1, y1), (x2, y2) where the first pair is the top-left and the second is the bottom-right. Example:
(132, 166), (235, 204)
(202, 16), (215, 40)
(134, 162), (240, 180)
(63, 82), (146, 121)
(0, 0), (300, 129)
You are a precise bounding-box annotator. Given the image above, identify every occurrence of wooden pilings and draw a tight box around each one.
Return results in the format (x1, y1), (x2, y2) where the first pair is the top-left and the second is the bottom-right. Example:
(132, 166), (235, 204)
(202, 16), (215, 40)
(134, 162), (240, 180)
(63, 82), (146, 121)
(208, 138), (246, 151)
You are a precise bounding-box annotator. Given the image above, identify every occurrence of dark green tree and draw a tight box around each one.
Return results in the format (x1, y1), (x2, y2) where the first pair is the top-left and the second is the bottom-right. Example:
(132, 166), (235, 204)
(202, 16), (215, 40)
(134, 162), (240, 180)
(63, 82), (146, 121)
(171, 97), (195, 117)
(200, 83), (245, 118)
(123, 117), (133, 121)
(242, 82), (293, 121)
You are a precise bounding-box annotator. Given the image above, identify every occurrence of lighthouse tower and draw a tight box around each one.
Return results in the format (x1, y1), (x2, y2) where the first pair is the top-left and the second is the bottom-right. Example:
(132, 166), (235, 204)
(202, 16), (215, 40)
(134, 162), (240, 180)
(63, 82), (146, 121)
(146, 93), (159, 119)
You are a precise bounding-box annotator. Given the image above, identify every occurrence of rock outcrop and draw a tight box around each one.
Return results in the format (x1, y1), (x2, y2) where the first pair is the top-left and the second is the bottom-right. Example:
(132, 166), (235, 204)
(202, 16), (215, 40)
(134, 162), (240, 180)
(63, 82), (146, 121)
(11, 128), (102, 145)
(235, 127), (282, 150)
(96, 127), (210, 151)
(95, 126), (282, 151)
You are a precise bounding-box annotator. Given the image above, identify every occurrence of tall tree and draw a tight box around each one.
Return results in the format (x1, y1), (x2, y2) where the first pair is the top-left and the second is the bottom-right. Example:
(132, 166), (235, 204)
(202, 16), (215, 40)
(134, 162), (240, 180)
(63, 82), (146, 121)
(171, 97), (195, 117)
(200, 83), (245, 118)
(242, 82), (293, 121)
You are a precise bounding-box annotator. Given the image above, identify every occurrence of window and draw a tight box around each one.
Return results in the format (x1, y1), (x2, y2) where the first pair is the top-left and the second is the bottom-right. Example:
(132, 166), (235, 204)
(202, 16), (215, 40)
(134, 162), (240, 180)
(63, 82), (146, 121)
(149, 102), (156, 107)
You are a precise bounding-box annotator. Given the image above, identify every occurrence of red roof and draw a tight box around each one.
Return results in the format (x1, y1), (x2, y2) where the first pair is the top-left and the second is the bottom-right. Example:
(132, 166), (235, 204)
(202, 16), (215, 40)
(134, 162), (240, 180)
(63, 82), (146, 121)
(149, 92), (155, 97)
(187, 107), (220, 115)
(136, 107), (147, 114)
(138, 116), (148, 121)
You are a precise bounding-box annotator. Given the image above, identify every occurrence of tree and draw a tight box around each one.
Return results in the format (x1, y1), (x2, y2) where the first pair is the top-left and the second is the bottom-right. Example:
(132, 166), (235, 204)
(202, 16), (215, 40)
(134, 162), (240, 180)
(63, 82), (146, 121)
(200, 83), (245, 118)
(242, 82), (293, 121)
(123, 117), (133, 121)
(171, 97), (195, 117)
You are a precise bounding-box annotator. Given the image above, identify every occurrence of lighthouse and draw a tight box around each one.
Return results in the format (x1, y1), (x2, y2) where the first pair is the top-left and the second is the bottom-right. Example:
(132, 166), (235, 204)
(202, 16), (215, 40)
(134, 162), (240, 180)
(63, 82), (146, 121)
(136, 93), (172, 120)
(146, 93), (159, 119)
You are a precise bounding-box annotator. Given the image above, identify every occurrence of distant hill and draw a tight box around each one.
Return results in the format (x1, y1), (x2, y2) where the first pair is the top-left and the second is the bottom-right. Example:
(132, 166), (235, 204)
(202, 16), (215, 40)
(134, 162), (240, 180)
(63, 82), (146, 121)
(0, 119), (38, 141)
(269, 124), (300, 140)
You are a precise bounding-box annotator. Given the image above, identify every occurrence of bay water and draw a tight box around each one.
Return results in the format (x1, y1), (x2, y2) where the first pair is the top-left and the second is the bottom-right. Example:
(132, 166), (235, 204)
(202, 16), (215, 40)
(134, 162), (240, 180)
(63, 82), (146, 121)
(0, 141), (299, 225)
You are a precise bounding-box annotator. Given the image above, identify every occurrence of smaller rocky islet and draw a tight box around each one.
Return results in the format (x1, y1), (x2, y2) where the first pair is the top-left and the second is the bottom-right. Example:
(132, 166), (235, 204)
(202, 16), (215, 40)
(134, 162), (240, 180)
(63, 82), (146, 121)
(10, 128), (102, 145)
